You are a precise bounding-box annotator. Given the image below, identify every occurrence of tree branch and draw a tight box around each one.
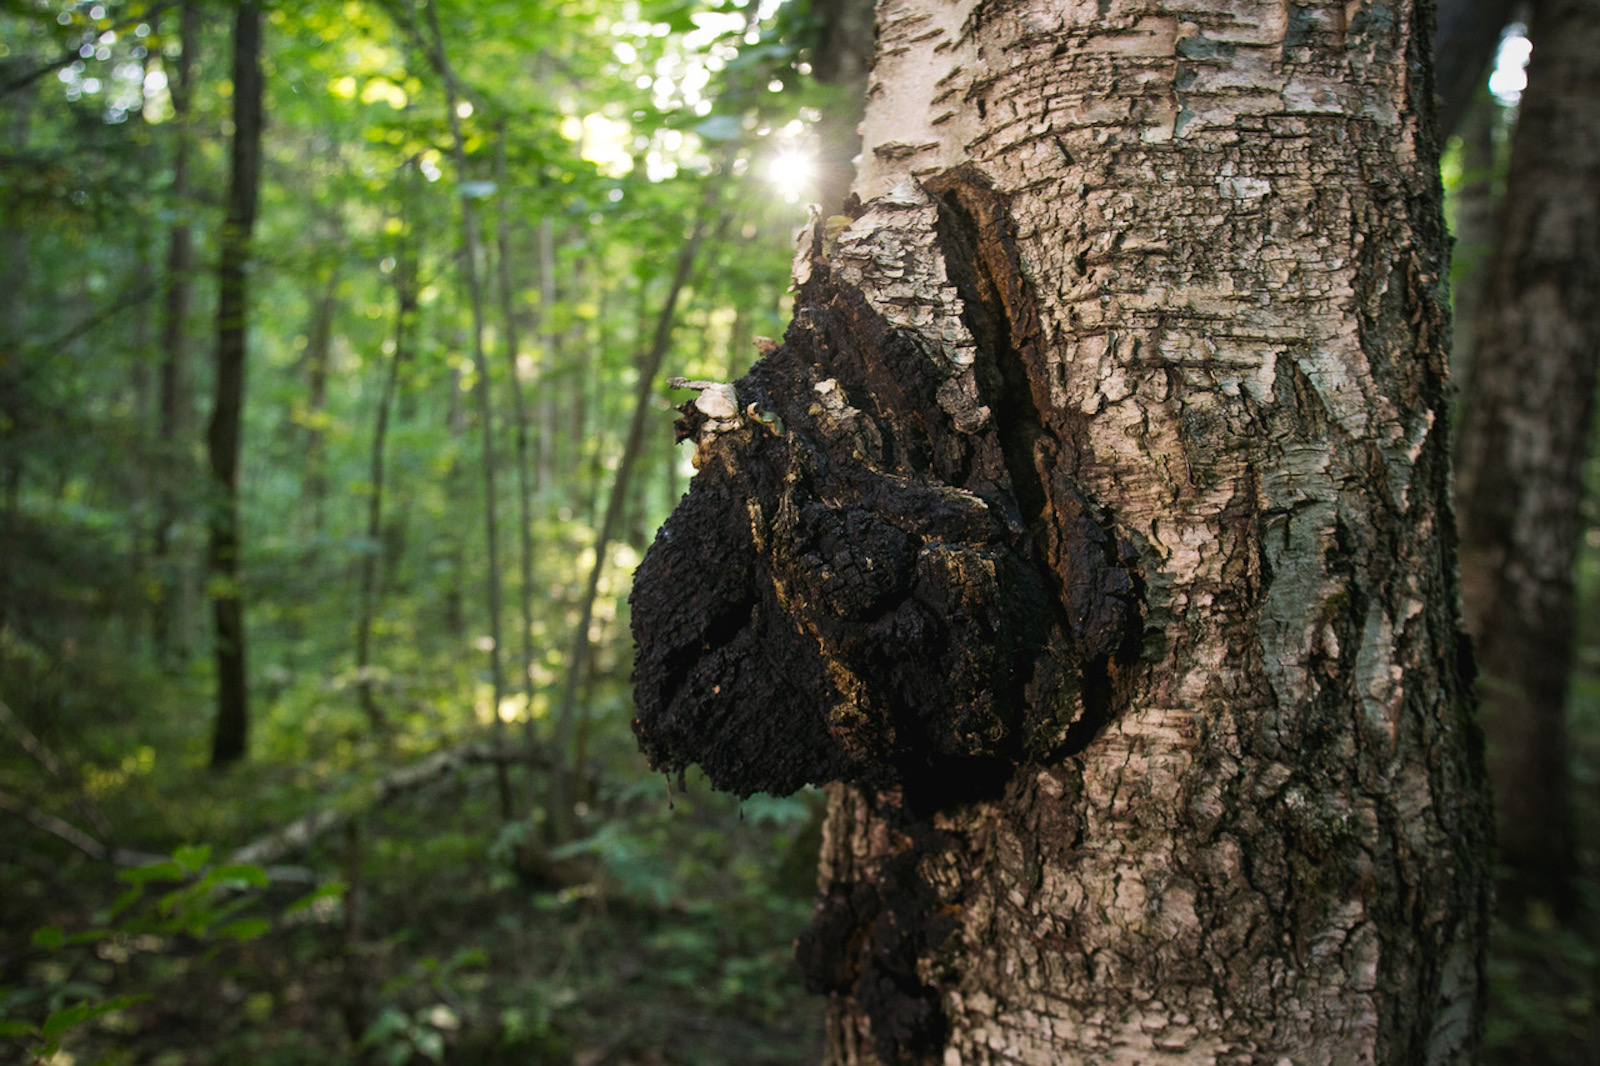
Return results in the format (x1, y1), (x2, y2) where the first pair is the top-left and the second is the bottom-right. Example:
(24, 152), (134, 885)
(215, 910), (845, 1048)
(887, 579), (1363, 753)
(229, 741), (547, 868)
(0, 1), (179, 100)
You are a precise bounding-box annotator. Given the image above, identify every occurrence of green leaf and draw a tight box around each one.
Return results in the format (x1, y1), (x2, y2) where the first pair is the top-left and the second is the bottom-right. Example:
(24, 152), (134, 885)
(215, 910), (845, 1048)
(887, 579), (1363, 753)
(30, 927), (64, 951)
(449, 946), (488, 970)
(172, 844), (212, 873)
(197, 863), (270, 892)
(119, 860), (186, 886)
(107, 885), (144, 919)
(40, 995), (146, 1041)
(414, 1027), (445, 1061)
(0, 1020), (40, 1038)
(215, 918), (272, 943)
(360, 1007), (410, 1049)
(285, 880), (347, 916)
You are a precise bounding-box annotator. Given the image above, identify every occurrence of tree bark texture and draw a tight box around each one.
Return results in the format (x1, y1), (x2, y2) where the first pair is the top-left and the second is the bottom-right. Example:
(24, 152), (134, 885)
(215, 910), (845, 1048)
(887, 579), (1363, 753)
(634, 0), (1491, 1060)
(208, 0), (263, 767)
(1453, 0), (1600, 918)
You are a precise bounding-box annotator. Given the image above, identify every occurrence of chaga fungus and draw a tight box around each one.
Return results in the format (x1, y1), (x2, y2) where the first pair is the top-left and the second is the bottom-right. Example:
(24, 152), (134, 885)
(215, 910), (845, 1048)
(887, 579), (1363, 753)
(631, 169), (1142, 805)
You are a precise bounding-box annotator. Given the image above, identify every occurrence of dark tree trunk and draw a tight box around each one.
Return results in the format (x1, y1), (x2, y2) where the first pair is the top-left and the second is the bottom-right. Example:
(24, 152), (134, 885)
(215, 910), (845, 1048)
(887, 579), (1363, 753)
(1445, 92), (1500, 398)
(208, 0), (264, 768)
(1454, 0), (1600, 919)
(0, 56), (38, 639)
(1434, 0), (1518, 139)
(153, 1), (199, 666)
(152, 2), (198, 665)
(809, 0), (876, 214)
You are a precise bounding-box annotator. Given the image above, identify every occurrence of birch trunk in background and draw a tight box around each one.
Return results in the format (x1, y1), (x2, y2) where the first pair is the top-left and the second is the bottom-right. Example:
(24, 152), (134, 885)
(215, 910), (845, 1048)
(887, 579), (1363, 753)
(632, 0), (1491, 1058)
(1454, 0), (1600, 919)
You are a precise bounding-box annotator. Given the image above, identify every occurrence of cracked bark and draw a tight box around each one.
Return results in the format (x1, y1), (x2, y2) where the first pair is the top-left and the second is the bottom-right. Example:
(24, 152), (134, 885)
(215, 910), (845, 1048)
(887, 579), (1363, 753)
(634, 0), (1490, 1060)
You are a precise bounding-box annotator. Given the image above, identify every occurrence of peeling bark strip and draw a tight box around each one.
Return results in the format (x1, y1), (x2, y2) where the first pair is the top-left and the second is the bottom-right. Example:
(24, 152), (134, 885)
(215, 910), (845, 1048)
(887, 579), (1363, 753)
(633, 175), (1141, 804)
(635, 0), (1490, 1058)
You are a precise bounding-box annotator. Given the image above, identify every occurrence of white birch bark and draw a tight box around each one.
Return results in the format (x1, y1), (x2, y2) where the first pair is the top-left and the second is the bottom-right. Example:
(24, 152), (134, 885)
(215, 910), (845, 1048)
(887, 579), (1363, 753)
(811, 0), (1490, 1060)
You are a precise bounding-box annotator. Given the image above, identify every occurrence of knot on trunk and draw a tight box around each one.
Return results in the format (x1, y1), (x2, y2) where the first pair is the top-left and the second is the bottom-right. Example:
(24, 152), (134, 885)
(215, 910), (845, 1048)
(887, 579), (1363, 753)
(632, 170), (1142, 802)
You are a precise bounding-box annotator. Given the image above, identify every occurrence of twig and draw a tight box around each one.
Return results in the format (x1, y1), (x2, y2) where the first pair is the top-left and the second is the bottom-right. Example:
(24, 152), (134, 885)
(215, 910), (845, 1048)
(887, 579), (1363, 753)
(0, 787), (315, 882)
(0, 697), (68, 780)
(229, 741), (549, 868)
(0, 696), (114, 840)
(0, 1), (179, 100)
(0, 787), (166, 866)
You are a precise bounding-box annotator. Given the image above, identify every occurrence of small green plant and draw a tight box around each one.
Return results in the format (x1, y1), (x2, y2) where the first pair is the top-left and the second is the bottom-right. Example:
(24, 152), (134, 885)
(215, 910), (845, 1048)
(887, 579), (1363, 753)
(0, 846), (340, 1065)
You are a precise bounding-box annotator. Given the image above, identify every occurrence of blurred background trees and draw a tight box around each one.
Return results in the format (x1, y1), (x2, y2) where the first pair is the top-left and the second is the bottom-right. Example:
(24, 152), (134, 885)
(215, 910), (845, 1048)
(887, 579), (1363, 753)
(0, 0), (1594, 1062)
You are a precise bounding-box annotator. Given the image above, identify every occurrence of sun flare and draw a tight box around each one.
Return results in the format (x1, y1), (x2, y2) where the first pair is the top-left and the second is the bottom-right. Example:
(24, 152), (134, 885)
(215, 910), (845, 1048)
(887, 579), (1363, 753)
(767, 148), (814, 204)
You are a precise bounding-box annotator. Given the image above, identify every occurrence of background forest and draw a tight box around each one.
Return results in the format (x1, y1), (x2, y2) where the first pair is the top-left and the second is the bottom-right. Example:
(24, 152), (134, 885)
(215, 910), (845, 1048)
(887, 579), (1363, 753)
(0, 0), (1593, 1063)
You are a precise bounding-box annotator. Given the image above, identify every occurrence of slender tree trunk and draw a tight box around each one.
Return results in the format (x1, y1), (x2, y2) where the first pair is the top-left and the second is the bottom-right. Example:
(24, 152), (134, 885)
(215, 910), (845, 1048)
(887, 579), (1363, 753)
(633, 0), (1491, 1058)
(536, 218), (557, 494)
(153, 1), (199, 666)
(354, 168), (416, 731)
(207, 0), (264, 768)
(723, 303), (752, 380)
(339, 820), (370, 1052)
(421, 0), (513, 821)
(492, 131), (543, 782)
(1454, 0), (1600, 919)
(0, 57), (38, 640)
(301, 264), (340, 545)
(442, 362), (467, 640)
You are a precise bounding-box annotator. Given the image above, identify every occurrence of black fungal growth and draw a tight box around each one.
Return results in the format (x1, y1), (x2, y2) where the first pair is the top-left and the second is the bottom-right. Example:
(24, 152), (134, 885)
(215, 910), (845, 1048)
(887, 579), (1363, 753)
(794, 820), (958, 1064)
(630, 169), (1142, 805)
(630, 170), (1145, 800)
(631, 171), (1141, 1064)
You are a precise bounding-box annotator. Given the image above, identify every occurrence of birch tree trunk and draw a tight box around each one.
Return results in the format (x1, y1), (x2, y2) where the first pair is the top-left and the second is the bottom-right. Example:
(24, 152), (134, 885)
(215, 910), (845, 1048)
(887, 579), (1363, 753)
(1453, 0), (1600, 918)
(633, 0), (1490, 1059)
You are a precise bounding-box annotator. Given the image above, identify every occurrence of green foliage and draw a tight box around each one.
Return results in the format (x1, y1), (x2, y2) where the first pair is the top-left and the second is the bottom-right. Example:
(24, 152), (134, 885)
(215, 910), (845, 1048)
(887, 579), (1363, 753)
(1, 1), (838, 1060)
(1, 847), (308, 1063)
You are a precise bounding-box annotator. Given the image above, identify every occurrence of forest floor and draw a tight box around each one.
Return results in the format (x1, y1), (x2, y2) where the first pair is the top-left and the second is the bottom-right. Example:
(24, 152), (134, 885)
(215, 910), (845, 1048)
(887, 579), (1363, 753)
(0, 651), (829, 1065)
(2, 581), (1598, 1065)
